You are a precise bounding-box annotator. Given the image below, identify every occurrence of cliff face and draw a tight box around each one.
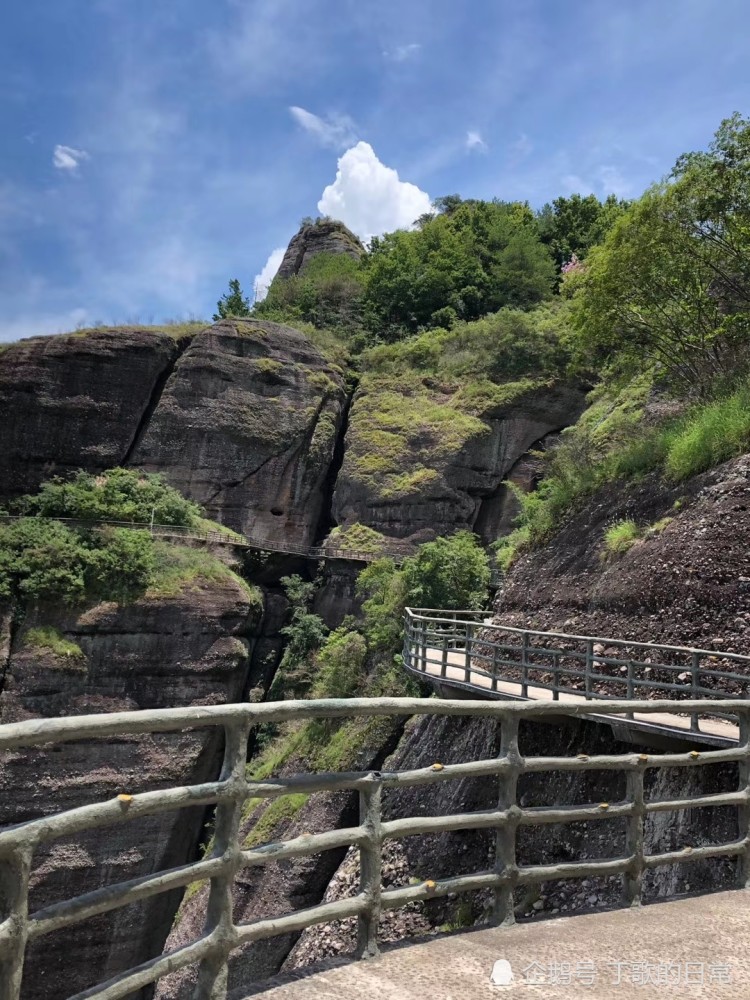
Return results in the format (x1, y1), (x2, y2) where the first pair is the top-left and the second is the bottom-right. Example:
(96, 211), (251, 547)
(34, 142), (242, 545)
(133, 320), (348, 545)
(0, 327), (190, 501)
(0, 576), (262, 1000)
(275, 219), (364, 281)
(331, 378), (586, 544)
(494, 453), (750, 652)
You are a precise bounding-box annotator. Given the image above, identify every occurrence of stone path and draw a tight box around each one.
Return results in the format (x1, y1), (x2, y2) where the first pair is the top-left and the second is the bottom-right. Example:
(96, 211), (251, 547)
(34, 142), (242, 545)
(245, 889), (750, 999)
(417, 648), (740, 742)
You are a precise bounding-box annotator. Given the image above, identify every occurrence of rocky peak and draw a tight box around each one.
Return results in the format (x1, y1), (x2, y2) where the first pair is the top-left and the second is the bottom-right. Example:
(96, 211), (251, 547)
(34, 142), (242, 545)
(275, 218), (365, 280)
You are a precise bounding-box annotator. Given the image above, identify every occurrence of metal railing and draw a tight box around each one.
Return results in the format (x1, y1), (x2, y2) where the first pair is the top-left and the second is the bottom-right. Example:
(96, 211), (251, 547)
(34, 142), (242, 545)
(0, 515), (414, 565)
(403, 609), (750, 738)
(2, 697), (750, 999)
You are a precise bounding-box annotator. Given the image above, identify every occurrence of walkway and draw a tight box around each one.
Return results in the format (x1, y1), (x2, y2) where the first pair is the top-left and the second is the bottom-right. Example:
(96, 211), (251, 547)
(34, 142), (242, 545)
(248, 889), (750, 998)
(419, 646), (741, 742)
(403, 609), (750, 744)
(0, 514), (414, 564)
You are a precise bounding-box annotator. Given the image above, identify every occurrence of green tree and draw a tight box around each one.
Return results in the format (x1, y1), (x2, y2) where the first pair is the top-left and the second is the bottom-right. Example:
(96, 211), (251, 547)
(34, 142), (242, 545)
(363, 199), (555, 338)
(213, 278), (252, 321)
(537, 193), (629, 271)
(400, 531), (489, 610)
(17, 468), (201, 526)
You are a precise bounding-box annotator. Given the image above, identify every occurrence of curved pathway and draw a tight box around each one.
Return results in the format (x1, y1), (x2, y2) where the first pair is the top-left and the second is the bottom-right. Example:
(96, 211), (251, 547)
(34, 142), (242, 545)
(248, 889), (750, 999)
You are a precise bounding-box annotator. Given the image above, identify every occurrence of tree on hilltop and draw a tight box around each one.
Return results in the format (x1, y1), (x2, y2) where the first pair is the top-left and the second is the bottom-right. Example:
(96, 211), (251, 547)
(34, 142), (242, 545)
(213, 278), (251, 321)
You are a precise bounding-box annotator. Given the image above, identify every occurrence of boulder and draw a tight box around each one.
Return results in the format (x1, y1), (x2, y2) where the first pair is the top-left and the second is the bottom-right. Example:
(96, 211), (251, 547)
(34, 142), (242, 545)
(132, 319), (349, 546)
(0, 328), (191, 501)
(275, 219), (364, 280)
(332, 377), (586, 543)
(0, 576), (262, 1000)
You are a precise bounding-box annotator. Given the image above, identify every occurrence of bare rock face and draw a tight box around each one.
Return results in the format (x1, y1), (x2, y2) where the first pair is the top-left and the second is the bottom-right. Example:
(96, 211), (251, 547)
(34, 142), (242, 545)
(0, 328), (190, 501)
(495, 453), (750, 653)
(0, 576), (262, 1000)
(331, 378), (586, 544)
(133, 320), (348, 546)
(275, 219), (364, 281)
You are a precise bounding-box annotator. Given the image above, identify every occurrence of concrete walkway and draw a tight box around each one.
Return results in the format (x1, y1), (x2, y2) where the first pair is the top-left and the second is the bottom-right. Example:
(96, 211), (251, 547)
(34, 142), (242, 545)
(246, 889), (750, 999)
(418, 648), (740, 742)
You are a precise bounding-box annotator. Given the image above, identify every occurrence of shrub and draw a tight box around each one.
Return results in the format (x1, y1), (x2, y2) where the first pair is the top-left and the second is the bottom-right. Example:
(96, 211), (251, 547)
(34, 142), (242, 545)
(664, 386), (750, 481)
(25, 626), (84, 661)
(17, 468), (201, 527)
(603, 519), (640, 556)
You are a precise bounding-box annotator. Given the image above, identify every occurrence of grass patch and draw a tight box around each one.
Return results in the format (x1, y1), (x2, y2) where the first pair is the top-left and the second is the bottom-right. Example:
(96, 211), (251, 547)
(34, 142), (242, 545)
(242, 793), (310, 848)
(603, 519), (640, 556)
(327, 522), (390, 554)
(148, 543), (262, 606)
(24, 626), (85, 665)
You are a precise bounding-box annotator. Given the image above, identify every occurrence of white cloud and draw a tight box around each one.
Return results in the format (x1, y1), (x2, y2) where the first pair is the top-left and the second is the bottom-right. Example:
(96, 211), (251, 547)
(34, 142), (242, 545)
(253, 246), (285, 302)
(0, 307), (89, 342)
(317, 141), (432, 242)
(466, 130), (487, 153)
(383, 42), (421, 62)
(52, 145), (90, 171)
(598, 164), (632, 198)
(510, 133), (533, 160)
(289, 106), (358, 150)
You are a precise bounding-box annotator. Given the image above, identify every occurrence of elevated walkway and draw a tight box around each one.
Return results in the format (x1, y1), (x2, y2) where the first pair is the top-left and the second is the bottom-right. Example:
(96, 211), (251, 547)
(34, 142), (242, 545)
(0, 514), (414, 564)
(248, 888), (750, 998)
(403, 609), (750, 745)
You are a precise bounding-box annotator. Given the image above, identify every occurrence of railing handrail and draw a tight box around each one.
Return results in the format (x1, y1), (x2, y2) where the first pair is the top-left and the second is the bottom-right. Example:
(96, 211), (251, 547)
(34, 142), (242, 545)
(0, 514), (414, 565)
(404, 607), (750, 662)
(2, 696), (750, 999)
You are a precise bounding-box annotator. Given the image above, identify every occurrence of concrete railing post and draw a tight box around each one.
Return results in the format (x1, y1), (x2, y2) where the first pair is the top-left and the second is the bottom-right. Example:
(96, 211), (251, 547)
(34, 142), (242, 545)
(464, 624), (474, 684)
(585, 639), (594, 699)
(192, 720), (250, 1000)
(356, 773), (383, 959)
(0, 846), (33, 1000)
(623, 768), (646, 907)
(691, 652), (701, 732)
(492, 715), (521, 926)
(520, 633), (529, 698)
(738, 711), (750, 890)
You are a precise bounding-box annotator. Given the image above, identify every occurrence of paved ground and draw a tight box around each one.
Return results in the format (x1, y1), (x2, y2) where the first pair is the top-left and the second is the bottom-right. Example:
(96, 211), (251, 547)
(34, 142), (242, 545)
(419, 648), (740, 742)
(244, 889), (750, 999)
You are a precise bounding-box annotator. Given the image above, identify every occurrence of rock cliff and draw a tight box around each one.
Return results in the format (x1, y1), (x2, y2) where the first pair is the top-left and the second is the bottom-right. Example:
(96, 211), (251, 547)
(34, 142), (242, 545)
(494, 453), (750, 652)
(0, 327), (191, 502)
(0, 574), (262, 1000)
(132, 320), (348, 545)
(331, 377), (586, 544)
(275, 219), (364, 281)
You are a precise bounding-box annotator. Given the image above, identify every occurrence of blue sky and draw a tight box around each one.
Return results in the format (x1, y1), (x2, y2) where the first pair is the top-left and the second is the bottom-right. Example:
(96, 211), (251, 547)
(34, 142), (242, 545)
(1, 0), (749, 341)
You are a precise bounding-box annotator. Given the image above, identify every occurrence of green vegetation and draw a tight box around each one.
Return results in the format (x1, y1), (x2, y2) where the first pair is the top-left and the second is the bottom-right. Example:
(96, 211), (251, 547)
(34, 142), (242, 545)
(491, 114), (750, 567)
(603, 519), (640, 556)
(69, 321), (204, 341)
(240, 531), (485, 850)
(326, 522), (389, 554)
(16, 468), (201, 527)
(213, 278), (252, 321)
(256, 252), (365, 336)
(0, 473), (258, 612)
(24, 626), (85, 663)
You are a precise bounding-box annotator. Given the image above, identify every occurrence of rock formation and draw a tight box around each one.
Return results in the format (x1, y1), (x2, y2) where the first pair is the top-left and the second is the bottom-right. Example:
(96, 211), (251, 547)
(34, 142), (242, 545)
(274, 219), (364, 281)
(132, 319), (348, 545)
(331, 377), (586, 544)
(0, 576), (262, 1000)
(0, 327), (191, 502)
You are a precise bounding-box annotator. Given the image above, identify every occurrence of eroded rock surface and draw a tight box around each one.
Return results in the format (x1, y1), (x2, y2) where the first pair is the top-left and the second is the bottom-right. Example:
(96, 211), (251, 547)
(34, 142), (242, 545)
(275, 219), (364, 280)
(133, 320), (348, 546)
(0, 327), (190, 501)
(332, 378), (586, 544)
(0, 577), (262, 1000)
